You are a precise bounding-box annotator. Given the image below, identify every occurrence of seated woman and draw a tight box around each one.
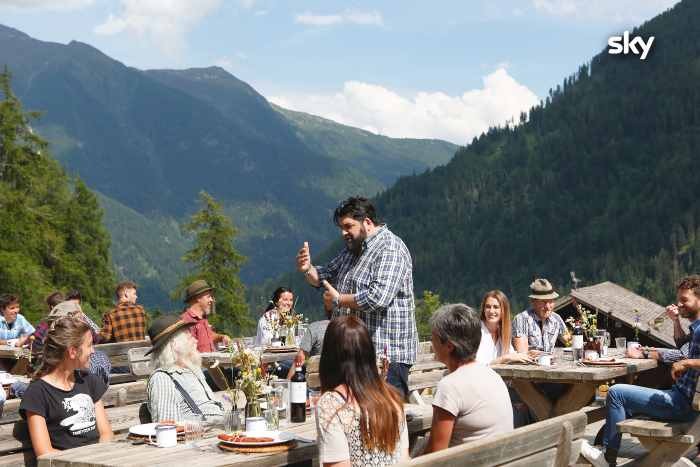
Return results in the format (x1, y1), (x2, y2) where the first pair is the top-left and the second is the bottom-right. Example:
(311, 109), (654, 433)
(146, 316), (224, 423)
(424, 304), (513, 454)
(19, 315), (113, 456)
(476, 290), (532, 364)
(316, 315), (408, 467)
(254, 287), (294, 347)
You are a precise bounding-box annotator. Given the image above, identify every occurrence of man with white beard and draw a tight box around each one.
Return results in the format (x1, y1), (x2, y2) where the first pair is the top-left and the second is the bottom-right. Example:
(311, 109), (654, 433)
(146, 316), (224, 423)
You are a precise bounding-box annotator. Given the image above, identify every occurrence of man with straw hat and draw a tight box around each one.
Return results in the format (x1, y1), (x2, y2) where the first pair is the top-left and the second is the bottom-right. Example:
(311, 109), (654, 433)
(512, 278), (568, 354)
(180, 280), (230, 353)
(146, 315), (224, 423)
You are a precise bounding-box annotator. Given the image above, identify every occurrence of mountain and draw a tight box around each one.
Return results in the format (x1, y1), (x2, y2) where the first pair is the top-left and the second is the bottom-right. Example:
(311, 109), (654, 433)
(0, 24), (458, 309)
(360, 0), (700, 312)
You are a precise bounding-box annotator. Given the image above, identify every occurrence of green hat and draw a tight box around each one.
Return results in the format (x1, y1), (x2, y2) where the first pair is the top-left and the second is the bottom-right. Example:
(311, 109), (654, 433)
(184, 279), (214, 303)
(528, 278), (559, 300)
(145, 315), (195, 356)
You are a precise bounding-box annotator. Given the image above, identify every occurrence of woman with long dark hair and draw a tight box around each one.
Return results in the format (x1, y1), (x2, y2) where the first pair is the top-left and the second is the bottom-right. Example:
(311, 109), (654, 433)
(316, 315), (408, 466)
(19, 315), (113, 457)
(254, 287), (294, 347)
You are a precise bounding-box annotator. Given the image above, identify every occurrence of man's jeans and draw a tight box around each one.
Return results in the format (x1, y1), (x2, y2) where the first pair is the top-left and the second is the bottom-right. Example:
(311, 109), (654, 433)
(604, 384), (696, 451)
(386, 362), (411, 400)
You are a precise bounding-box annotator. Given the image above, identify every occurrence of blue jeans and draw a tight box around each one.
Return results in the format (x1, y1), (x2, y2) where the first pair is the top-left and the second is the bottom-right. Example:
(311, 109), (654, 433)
(604, 384), (696, 451)
(386, 362), (411, 399)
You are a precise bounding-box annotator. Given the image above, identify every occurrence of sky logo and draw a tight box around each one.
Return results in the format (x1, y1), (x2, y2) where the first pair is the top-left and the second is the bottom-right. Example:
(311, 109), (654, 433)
(608, 31), (655, 60)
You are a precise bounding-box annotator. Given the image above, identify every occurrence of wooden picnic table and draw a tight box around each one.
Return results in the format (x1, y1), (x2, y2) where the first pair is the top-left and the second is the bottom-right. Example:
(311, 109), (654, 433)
(0, 345), (31, 375)
(491, 347), (657, 421)
(37, 403), (433, 467)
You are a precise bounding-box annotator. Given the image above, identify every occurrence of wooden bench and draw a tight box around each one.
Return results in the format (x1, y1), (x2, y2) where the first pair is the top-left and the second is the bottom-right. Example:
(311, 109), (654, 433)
(401, 410), (587, 467)
(94, 340), (150, 384)
(616, 379), (700, 467)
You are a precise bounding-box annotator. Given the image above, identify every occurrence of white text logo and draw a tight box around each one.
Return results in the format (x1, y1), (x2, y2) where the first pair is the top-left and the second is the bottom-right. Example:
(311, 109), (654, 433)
(608, 31), (654, 60)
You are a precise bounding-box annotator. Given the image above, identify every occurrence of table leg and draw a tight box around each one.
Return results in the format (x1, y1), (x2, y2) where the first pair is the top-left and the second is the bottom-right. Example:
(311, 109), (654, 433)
(553, 383), (595, 417)
(510, 380), (553, 421)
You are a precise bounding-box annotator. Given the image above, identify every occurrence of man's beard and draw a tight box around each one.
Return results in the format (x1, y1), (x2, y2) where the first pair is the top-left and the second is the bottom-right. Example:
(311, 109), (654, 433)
(179, 348), (203, 372)
(345, 227), (367, 255)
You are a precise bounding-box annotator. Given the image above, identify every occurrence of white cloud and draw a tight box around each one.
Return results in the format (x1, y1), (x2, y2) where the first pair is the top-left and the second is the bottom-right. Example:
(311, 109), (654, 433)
(0, 0), (93, 10)
(214, 57), (234, 72)
(532, 0), (681, 22)
(295, 10), (383, 27)
(268, 68), (539, 145)
(94, 0), (223, 58)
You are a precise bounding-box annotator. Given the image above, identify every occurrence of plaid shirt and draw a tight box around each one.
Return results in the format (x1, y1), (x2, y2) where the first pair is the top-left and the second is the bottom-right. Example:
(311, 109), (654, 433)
(0, 314), (35, 340)
(512, 309), (566, 353)
(100, 302), (147, 343)
(674, 320), (700, 402)
(316, 226), (418, 365)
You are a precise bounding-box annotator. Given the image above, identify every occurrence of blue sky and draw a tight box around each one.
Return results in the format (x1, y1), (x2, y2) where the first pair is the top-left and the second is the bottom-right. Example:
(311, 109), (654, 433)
(0, 0), (680, 144)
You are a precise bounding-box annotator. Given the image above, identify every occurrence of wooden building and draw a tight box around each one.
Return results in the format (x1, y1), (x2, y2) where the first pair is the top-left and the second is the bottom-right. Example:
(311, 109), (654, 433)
(554, 281), (690, 348)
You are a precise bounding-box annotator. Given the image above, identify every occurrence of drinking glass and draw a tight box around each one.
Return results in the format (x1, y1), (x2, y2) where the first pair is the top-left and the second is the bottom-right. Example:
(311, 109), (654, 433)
(263, 408), (279, 430)
(224, 408), (243, 432)
(615, 337), (626, 350)
(308, 389), (321, 412)
(184, 417), (203, 445)
(296, 324), (307, 347)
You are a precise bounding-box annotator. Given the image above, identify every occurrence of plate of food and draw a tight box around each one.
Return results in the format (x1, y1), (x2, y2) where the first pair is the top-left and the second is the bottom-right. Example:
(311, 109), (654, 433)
(218, 430), (295, 447)
(581, 358), (627, 366)
(129, 421), (185, 437)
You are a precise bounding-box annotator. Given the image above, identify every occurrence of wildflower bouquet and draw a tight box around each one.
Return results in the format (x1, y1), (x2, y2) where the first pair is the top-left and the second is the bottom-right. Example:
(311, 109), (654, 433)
(229, 342), (267, 416)
(566, 303), (598, 340)
(633, 308), (641, 341)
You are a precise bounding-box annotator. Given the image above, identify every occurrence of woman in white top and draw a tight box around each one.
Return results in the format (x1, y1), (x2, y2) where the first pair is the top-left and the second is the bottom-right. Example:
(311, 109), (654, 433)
(254, 287), (294, 347)
(475, 290), (532, 365)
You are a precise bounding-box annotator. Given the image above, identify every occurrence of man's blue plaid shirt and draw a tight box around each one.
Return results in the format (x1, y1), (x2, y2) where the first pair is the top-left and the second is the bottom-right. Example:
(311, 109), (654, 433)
(316, 226), (418, 365)
(675, 320), (700, 402)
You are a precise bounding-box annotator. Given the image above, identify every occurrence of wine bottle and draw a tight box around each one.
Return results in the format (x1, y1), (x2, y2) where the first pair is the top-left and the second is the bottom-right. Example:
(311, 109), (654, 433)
(572, 321), (584, 361)
(290, 365), (307, 423)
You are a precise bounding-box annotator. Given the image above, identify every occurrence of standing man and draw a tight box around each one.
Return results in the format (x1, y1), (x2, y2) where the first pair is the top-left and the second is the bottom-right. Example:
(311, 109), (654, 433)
(180, 280), (230, 353)
(512, 278), (568, 353)
(0, 294), (35, 347)
(296, 196), (418, 398)
(100, 281), (147, 343)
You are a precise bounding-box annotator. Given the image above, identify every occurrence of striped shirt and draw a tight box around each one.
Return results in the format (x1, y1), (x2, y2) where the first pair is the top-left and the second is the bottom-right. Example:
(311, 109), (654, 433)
(674, 320), (700, 402)
(316, 226), (418, 365)
(147, 366), (224, 422)
(100, 302), (147, 343)
(0, 314), (35, 341)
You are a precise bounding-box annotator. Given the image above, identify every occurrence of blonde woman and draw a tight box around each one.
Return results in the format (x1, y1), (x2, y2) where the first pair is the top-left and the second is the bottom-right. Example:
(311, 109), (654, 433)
(20, 316), (113, 456)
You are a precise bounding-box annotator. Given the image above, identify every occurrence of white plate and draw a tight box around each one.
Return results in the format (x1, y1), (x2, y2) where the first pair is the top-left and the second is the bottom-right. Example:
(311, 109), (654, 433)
(218, 430), (295, 447)
(562, 348), (572, 352)
(129, 423), (158, 437)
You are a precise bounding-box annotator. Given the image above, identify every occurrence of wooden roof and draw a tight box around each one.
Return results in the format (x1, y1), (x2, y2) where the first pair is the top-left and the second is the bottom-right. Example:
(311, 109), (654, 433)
(554, 281), (689, 348)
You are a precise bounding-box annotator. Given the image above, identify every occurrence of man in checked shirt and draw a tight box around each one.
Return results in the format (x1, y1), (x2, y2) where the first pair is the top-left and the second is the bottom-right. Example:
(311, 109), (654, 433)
(297, 196), (418, 399)
(581, 275), (700, 467)
(99, 281), (146, 344)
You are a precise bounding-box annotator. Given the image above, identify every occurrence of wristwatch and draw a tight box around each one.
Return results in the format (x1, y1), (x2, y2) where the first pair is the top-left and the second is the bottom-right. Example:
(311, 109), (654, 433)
(642, 349), (650, 359)
(332, 295), (340, 309)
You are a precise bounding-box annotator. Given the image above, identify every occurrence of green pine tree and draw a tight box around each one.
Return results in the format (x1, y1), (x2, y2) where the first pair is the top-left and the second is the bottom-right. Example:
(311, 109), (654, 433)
(173, 191), (251, 336)
(0, 69), (115, 323)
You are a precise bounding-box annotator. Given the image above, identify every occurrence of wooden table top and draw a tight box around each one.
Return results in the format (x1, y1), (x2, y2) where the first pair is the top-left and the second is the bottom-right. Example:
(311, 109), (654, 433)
(37, 404), (432, 467)
(0, 345), (29, 359)
(491, 348), (657, 383)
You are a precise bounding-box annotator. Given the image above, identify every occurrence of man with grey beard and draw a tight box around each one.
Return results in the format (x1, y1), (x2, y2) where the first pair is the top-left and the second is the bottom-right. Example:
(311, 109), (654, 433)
(146, 316), (224, 423)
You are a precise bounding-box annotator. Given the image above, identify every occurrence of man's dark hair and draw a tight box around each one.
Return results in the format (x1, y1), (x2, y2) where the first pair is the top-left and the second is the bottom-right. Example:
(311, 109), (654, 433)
(46, 292), (65, 310)
(66, 289), (82, 302)
(333, 197), (379, 226)
(0, 294), (19, 311)
(678, 275), (700, 297)
(115, 281), (137, 300)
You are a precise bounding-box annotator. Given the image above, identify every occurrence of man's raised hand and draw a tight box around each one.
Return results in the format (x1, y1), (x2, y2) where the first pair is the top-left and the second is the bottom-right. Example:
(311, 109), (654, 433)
(297, 241), (311, 273)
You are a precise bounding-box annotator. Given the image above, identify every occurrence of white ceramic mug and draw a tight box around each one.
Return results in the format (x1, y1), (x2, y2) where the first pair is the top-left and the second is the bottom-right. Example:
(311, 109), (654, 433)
(584, 350), (599, 361)
(149, 424), (178, 448)
(627, 341), (641, 351)
(245, 416), (267, 432)
(537, 355), (552, 366)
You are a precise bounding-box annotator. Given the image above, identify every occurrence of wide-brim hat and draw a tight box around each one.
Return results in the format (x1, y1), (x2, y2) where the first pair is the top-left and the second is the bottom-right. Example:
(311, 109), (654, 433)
(49, 301), (83, 318)
(144, 315), (195, 356)
(528, 278), (560, 300)
(183, 279), (215, 303)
